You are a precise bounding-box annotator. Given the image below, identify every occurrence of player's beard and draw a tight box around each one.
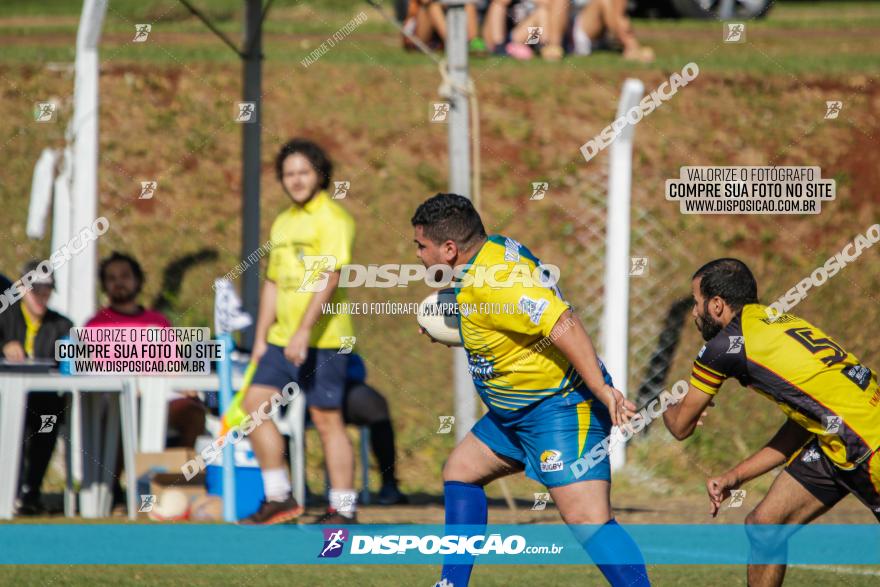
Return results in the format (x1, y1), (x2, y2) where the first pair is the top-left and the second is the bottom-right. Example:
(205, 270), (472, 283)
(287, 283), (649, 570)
(108, 285), (139, 306)
(695, 302), (723, 341)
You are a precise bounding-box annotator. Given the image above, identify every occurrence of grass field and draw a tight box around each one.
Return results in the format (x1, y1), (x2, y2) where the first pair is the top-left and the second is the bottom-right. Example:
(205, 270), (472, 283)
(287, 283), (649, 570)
(2, 0), (879, 498)
(4, 564), (880, 587)
(1, 1), (880, 585)
(3, 0), (877, 497)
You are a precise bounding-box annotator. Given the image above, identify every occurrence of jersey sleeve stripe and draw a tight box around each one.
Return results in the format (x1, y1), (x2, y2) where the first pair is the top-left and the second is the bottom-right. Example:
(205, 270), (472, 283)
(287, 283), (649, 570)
(690, 371), (720, 394)
(694, 360), (725, 378)
(693, 364), (723, 385)
(690, 376), (719, 395)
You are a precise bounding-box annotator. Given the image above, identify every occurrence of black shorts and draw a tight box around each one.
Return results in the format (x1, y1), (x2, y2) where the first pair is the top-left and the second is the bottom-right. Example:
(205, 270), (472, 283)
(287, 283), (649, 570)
(786, 437), (880, 521)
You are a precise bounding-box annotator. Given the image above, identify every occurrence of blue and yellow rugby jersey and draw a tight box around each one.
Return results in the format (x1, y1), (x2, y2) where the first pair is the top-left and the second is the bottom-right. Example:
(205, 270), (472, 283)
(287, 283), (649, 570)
(455, 235), (584, 416)
(691, 304), (880, 469)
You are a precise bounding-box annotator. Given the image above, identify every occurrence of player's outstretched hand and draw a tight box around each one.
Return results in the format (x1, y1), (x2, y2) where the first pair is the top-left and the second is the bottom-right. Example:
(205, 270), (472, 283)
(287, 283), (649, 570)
(697, 399), (716, 427)
(603, 384), (637, 427)
(706, 471), (740, 518)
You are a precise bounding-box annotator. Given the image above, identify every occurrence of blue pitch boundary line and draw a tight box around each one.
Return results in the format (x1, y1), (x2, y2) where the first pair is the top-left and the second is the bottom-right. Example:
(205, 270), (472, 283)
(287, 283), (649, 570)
(1, 525), (880, 565)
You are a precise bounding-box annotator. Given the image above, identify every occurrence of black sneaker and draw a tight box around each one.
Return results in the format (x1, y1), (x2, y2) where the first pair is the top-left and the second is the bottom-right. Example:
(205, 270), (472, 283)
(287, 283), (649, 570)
(111, 481), (127, 516)
(238, 495), (304, 525)
(15, 496), (45, 517)
(315, 508), (358, 525)
(377, 484), (409, 506)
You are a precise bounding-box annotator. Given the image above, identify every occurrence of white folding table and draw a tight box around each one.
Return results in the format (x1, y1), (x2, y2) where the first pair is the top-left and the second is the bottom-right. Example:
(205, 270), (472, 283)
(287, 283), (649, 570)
(0, 373), (137, 520)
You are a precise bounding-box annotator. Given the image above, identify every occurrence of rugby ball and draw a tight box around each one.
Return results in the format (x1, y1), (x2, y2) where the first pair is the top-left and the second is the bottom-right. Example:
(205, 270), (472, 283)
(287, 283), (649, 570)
(417, 288), (463, 347)
(148, 488), (191, 522)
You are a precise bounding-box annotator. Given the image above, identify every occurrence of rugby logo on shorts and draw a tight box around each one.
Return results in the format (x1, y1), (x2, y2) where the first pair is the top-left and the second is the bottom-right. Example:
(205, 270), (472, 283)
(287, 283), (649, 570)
(539, 449), (563, 472)
(802, 447), (821, 463)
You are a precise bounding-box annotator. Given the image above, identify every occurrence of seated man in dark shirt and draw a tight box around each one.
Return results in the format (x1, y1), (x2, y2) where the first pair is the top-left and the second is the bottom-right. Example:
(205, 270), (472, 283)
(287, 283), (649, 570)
(0, 261), (73, 515)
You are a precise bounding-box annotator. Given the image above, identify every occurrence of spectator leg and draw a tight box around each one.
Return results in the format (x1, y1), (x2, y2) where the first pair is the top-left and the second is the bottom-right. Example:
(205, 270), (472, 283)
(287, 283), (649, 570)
(482, 1), (511, 52)
(167, 397), (206, 448)
(427, 1), (447, 41)
(360, 426), (370, 505)
(20, 392), (65, 505)
(465, 3), (479, 40)
(577, 0), (607, 42)
(370, 419), (398, 487)
(545, 0), (569, 49)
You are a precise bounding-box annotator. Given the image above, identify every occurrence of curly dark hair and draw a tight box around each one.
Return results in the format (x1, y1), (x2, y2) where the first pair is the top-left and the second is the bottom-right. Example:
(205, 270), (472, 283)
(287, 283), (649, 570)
(411, 193), (486, 249)
(692, 258), (759, 311)
(274, 138), (333, 190)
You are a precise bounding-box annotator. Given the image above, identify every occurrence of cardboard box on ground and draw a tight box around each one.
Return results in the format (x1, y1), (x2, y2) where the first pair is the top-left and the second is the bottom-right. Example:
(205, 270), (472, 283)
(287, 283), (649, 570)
(133, 449), (206, 518)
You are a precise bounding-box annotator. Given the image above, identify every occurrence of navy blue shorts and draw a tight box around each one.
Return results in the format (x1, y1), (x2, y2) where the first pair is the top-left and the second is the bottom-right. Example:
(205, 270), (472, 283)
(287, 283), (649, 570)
(251, 344), (349, 409)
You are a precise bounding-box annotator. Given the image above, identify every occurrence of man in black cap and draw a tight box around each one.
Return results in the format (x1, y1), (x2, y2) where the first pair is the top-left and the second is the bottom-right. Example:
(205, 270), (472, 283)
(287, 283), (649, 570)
(0, 260), (73, 515)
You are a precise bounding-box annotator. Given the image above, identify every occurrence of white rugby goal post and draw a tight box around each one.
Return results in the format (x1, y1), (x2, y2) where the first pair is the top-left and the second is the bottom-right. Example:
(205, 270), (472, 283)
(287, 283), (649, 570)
(604, 79), (645, 471)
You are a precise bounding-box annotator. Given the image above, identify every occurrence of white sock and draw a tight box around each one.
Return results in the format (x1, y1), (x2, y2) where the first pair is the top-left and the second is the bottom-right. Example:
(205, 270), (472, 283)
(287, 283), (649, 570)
(572, 13), (592, 56)
(262, 468), (291, 502)
(329, 489), (357, 516)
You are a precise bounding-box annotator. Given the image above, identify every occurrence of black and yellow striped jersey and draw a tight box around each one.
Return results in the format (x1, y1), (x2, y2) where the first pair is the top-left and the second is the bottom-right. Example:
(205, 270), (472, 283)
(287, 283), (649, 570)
(690, 304), (880, 469)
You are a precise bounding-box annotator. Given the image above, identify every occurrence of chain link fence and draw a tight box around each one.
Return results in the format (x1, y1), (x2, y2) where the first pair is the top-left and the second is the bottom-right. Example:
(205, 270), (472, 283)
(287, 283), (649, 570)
(551, 156), (693, 411)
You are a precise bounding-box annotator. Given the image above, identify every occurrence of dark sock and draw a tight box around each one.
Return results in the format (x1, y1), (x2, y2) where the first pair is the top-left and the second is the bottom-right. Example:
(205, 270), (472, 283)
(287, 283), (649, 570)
(370, 420), (397, 486)
(440, 481), (487, 587)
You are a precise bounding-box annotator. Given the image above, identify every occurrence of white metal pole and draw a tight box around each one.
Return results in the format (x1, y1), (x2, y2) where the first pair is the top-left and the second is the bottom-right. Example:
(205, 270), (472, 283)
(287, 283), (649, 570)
(68, 0), (107, 326)
(603, 79), (644, 472)
(444, 2), (477, 443)
(50, 148), (73, 317)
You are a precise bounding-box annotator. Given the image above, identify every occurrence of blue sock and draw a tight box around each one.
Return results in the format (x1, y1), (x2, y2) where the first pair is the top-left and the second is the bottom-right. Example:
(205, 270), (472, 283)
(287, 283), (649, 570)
(583, 519), (650, 586)
(439, 481), (487, 587)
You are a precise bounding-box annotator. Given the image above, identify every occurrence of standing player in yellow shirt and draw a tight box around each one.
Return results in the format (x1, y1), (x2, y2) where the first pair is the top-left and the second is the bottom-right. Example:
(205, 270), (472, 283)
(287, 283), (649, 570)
(664, 258), (880, 586)
(240, 139), (358, 525)
(411, 194), (649, 587)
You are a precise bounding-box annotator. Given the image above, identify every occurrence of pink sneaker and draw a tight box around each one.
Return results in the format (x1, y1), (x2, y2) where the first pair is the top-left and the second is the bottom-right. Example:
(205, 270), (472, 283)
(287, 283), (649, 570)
(505, 42), (533, 60)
